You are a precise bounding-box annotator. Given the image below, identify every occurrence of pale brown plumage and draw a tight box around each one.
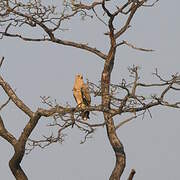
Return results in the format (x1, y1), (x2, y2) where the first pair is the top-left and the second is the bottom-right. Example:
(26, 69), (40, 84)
(73, 74), (91, 120)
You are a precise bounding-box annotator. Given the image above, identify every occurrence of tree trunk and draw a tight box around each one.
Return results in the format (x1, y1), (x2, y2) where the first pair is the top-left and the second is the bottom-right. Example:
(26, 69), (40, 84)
(9, 146), (28, 180)
(103, 112), (126, 180)
(101, 50), (126, 179)
(9, 161), (28, 180)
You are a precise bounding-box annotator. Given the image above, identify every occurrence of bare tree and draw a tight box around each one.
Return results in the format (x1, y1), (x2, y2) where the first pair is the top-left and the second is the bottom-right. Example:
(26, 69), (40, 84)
(0, 0), (179, 180)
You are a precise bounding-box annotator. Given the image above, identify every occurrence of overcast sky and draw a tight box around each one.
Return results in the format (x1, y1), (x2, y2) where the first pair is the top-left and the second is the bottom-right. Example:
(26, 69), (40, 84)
(0, 1), (180, 180)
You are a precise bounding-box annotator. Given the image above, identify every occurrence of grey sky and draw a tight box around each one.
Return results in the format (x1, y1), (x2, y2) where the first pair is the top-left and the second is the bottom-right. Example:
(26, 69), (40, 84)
(0, 1), (180, 180)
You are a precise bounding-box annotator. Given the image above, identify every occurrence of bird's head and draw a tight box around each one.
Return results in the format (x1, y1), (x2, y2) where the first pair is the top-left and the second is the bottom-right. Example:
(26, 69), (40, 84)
(76, 74), (83, 80)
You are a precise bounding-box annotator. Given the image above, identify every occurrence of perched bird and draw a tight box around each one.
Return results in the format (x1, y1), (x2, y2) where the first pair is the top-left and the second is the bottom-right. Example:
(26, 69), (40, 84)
(73, 74), (91, 120)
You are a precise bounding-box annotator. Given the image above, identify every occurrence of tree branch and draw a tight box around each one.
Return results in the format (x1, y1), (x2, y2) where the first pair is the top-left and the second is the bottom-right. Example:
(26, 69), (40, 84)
(51, 38), (107, 60)
(115, 1), (146, 39)
(127, 169), (136, 180)
(0, 97), (10, 111)
(115, 115), (137, 130)
(116, 40), (154, 52)
(71, 1), (102, 11)
(0, 75), (33, 117)
(0, 1), (107, 60)
(0, 115), (17, 146)
(0, 56), (5, 68)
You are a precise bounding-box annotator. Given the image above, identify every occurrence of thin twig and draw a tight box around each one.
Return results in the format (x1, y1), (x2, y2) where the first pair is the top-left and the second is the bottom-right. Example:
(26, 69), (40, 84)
(117, 40), (154, 52)
(0, 56), (4, 68)
(0, 97), (11, 111)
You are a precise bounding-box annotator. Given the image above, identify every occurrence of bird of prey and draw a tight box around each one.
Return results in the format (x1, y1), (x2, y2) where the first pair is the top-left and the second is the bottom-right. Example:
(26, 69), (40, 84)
(73, 74), (91, 120)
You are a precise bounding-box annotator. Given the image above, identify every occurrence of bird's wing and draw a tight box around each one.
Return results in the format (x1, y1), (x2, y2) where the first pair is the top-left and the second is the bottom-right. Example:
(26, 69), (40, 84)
(73, 75), (84, 106)
(81, 84), (91, 106)
(73, 90), (78, 104)
(73, 88), (83, 106)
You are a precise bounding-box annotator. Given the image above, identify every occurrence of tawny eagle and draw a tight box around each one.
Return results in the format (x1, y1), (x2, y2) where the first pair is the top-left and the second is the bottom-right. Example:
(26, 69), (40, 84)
(73, 74), (91, 120)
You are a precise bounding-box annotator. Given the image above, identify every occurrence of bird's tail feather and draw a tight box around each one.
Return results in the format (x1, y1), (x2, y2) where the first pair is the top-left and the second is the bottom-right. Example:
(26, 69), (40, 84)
(82, 111), (90, 120)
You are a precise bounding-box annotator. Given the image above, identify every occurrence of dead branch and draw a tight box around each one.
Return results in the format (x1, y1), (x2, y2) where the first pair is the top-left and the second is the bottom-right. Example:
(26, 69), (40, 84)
(70, 1), (102, 11)
(0, 0), (107, 60)
(0, 115), (17, 146)
(142, 0), (159, 7)
(0, 97), (10, 111)
(116, 40), (154, 52)
(115, 115), (137, 130)
(127, 169), (136, 180)
(0, 75), (33, 117)
(0, 56), (4, 68)
(114, 1), (144, 39)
